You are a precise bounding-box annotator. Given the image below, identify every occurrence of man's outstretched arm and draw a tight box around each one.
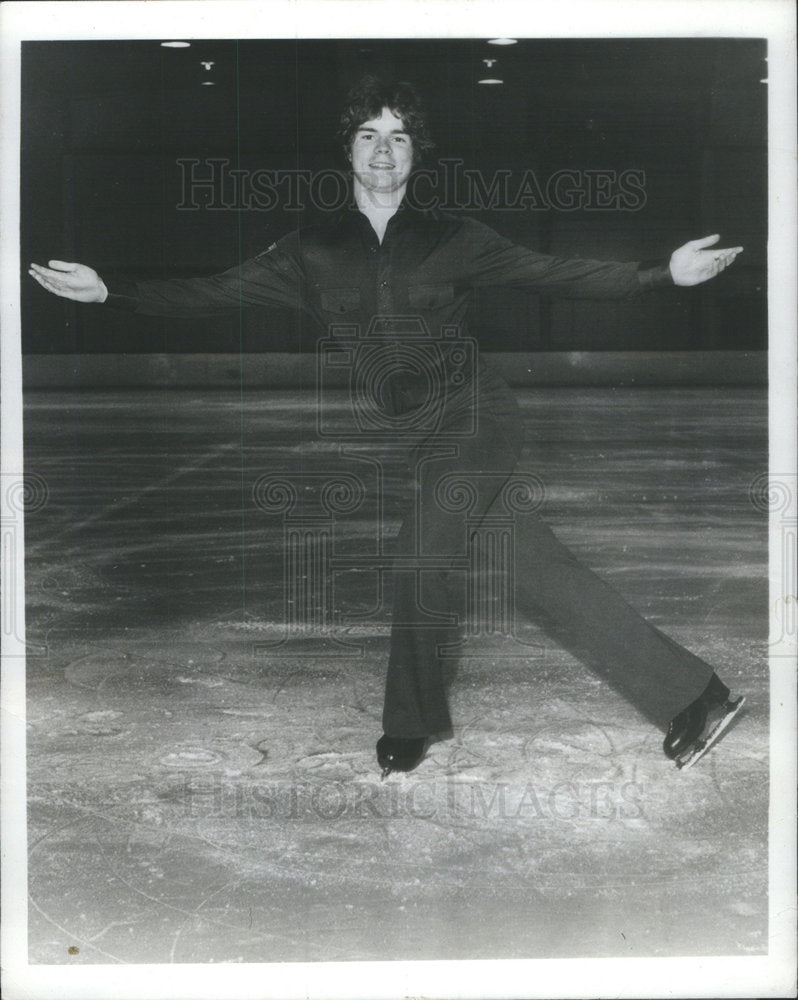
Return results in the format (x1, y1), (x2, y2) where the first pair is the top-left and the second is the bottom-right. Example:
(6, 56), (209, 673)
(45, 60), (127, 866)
(463, 219), (743, 298)
(29, 234), (306, 317)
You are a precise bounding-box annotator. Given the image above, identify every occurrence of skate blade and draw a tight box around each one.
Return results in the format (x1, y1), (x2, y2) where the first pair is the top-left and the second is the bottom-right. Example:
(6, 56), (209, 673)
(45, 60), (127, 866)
(675, 696), (746, 770)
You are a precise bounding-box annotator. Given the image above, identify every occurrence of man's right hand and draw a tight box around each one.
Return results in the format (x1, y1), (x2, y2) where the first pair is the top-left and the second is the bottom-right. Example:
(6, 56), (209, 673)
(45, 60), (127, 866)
(29, 261), (108, 303)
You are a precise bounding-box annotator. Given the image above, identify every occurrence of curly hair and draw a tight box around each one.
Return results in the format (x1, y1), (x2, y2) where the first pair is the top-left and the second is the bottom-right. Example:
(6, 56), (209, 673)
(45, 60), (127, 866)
(338, 75), (435, 165)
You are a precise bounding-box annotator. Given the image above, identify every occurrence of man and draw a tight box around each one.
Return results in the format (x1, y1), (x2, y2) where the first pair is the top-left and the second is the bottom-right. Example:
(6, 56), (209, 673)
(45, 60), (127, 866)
(30, 76), (745, 776)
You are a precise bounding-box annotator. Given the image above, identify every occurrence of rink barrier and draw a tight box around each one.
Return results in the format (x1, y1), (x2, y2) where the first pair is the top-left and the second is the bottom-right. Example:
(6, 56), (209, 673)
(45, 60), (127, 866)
(21, 350), (766, 388)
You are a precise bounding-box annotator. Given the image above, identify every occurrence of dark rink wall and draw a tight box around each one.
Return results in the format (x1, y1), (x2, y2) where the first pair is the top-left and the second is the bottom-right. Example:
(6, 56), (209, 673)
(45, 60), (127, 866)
(22, 38), (766, 359)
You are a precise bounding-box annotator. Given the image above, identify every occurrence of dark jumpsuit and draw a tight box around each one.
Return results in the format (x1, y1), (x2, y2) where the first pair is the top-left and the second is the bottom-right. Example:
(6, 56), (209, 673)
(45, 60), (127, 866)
(105, 199), (715, 737)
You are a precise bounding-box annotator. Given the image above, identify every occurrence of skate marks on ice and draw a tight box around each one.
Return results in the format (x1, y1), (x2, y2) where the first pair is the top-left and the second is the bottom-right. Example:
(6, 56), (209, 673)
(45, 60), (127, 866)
(23, 387), (768, 962)
(27, 636), (767, 964)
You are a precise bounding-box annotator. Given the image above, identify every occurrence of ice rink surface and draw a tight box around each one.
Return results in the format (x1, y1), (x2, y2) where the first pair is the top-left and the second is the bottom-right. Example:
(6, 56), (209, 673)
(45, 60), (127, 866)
(22, 384), (768, 963)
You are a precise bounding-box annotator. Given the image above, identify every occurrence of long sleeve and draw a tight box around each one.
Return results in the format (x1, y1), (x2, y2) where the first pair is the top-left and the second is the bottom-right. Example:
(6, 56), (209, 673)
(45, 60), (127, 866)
(459, 218), (674, 299)
(103, 230), (307, 317)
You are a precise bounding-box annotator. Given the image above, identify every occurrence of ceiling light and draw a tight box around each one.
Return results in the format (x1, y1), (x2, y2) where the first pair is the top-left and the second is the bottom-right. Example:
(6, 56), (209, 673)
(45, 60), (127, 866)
(201, 81), (215, 86)
(487, 38), (517, 45)
(161, 41), (191, 48)
(478, 78), (504, 85)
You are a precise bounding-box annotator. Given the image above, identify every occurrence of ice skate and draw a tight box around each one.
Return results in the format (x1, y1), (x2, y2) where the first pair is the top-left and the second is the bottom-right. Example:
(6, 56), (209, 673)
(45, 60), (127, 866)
(376, 735), (427, 779)
(665, 694), (745, 770)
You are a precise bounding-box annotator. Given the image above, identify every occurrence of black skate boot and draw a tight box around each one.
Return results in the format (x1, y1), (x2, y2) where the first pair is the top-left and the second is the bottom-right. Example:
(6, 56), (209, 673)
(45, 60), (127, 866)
(664, 674), (745, 770)
(376, 735), (427, 779)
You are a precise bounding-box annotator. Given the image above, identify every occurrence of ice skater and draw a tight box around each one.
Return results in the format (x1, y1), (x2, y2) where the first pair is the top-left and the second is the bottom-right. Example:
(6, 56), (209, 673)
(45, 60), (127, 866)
(29, 76), (746, 775)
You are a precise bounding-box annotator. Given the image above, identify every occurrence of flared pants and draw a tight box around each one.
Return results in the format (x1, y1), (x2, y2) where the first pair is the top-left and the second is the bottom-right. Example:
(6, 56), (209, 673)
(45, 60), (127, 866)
(382, 366), (714, 738)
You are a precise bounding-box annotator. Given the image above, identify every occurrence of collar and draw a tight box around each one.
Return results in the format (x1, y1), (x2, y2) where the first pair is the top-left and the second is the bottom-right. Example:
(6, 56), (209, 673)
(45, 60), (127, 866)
(340, 186), (436, 227)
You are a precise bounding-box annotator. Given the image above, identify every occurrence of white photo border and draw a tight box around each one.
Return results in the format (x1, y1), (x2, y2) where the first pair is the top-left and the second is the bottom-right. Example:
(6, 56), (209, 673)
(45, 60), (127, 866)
(1, 2), (795, 998)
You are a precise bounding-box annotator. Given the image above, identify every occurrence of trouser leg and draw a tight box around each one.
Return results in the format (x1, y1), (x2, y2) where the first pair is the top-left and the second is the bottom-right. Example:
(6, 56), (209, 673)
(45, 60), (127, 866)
(509, 512), (714, 726)
(382, 399), (717, 736)
(382, 418), (515, 737)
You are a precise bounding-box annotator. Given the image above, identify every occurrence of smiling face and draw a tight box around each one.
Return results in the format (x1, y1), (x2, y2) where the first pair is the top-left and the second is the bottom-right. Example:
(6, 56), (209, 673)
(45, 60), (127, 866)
(349, 107), (414, 198)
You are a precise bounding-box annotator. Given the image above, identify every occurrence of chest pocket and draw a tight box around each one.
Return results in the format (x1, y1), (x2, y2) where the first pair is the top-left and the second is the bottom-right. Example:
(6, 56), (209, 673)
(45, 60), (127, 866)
(320, 287), (361, 313)
(407, 282), (455, 310)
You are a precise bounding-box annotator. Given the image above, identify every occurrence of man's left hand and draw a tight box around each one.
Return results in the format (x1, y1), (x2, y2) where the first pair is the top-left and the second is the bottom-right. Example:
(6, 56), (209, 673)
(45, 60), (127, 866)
(669, 234), (743, 286)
